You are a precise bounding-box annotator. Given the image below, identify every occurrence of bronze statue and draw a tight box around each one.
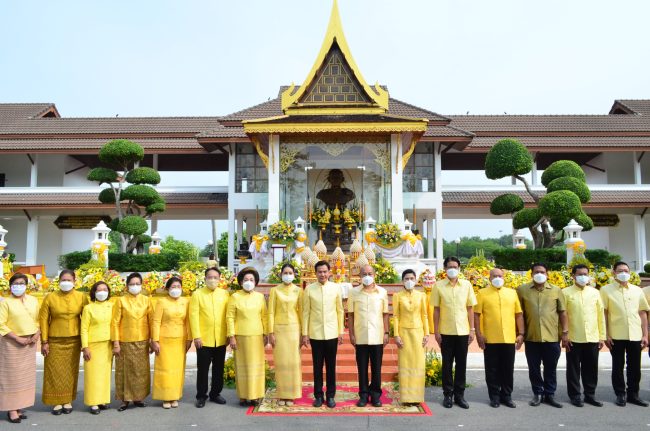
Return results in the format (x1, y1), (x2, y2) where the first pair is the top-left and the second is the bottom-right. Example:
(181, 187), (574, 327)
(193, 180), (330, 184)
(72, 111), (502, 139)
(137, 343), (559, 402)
(316, 169), (355, 209)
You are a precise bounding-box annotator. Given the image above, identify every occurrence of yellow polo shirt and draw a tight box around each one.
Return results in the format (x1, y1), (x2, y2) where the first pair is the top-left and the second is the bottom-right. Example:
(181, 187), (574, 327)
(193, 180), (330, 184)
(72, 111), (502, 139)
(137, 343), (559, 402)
(39, 290), (89, 342)
(226, 290), (267, 337)
(111, 293), (153, 342)
(516, 281), (566, 342)
(393, 289), (429, 335)
(431, 278), (477, 336)
(302, 281), (344, 340)
(81, 301), (113, 348)
(600, 281), (650, 341)
(475, 286), (522, 344)
(563, 284), (605, 343)
(0, 294), (40, 336)
(190, 287), (229, 347)
(348, 285), (388, 345)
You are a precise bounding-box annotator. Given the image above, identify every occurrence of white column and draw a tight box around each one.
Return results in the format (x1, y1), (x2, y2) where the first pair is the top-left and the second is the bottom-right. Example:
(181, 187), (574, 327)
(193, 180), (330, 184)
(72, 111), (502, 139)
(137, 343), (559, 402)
(236, 215), (244, 245)
(227, 208), (236, 269)
(531, 153), (538, 186)
(152, 154), (159, 170)
(633, 152), (642, 185)
(433, 142), (441, 192)
(634, 214), (647, 272)
(29, 154), (39, 187)
(427, 217), (434, 259)
(211, 219), (219, 261)
(267, 134), (281, 224)
(150, 217), (158, 235)
(227, 146), (236, 268)
(25, 216), (39, 266)
(435, 209), (443, 271)
(390, 133), (405, 229)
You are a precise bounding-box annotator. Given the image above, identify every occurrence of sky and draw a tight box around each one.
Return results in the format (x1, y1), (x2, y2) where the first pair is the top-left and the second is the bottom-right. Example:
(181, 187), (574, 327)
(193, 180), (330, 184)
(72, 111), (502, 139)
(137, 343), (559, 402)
(2, 0), (649, 247)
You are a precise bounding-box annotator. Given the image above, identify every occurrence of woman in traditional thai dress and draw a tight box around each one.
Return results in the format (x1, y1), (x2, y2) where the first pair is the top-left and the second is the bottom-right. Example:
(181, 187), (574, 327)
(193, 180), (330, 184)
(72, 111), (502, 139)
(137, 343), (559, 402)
(393, 269), (429, 405)
(268, 263), (302, 406)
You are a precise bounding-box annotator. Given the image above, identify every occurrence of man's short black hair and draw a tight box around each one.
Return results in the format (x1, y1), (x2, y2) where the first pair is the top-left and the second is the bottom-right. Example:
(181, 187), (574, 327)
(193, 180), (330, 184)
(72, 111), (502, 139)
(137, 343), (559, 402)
(443, 256), (461, 268)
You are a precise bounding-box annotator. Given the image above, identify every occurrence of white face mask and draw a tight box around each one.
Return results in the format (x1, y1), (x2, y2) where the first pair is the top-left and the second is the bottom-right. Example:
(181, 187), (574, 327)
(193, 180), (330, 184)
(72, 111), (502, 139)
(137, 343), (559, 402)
(616, 272), (631, 283)
(282, 274), (295, 285)
(361, 275), (374, 286)
(446, 268), (459, 280)
(59, 281), (74, 292)
(491, 277), (504, 289)
(206, 279), (219, 290)
(11, 284), (26, 297)
(169, 287), (182, 298)
(533, 273), (547, 284)
(242, 280), (255, 292)
(95, 290), (109, 302)
(403, 280), (416, 290)
(128, 284), (142, 295)
(575, 275), (590, 287)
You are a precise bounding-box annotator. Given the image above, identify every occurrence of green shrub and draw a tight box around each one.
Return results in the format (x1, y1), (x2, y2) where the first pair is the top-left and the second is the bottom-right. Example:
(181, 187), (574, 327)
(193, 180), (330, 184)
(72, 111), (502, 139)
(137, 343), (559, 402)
(121, 184), (160, 206)
(490, 194), (525, 215)
(484, 139), (533, 180)
(58, 251), (92, 270)
(58, 251), (180, 271)
(513, 208), (541, 229)
(98, 139), (144, 169)
(493, 248), (566, 271)
(574, 212), (594, 232)
(98, 188), (116, 204)
(547, 176), (591, 203)
(146, 200), (166, 214)
(541, 160), (586, 187)
(125, 167), (161, 185)
(585, 249), (621, 268)
(645, 262), (650, 273)
(87, 167), (118, 183)
(539, 190), (582, 219)
(117, 216), (149, 236)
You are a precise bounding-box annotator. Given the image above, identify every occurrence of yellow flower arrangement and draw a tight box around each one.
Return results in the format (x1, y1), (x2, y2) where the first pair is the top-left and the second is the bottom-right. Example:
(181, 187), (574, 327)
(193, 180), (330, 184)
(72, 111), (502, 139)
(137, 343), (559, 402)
(143, 271), (164, 294)
(375, 223), (401, 246)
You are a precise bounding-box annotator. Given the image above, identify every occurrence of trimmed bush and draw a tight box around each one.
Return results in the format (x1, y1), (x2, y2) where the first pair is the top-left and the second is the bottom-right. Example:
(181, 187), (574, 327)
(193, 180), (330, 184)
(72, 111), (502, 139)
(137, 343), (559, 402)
(585, 249), (621, 268)
(125, 167), (161, 185)
(98, 188), (116, 204)
(117, 216), (149, 236)
(513, 208), (541, 229)
(547, 176), (591, 203)
(539, 190), (582, 219)
(58, 251), (92, 270)
(645, 262), (650, 273)
(87, 167), (118, 183)
(574, 212), (594, 232)
(146, 200), (166, 214)
(490, 194), (525, 215)
(121, 184), (160, 206)
(485, 139), (533, 180)
(98, 139), (144, 169)
(541, 160), (586, 187)
(58, 251), (180, 272)
(493, 248), (567, 271)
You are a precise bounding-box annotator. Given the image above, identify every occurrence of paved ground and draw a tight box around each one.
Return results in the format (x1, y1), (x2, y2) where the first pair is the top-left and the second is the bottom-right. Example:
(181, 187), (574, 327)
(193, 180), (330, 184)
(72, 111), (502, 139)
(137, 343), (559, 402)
(17, 366), (650, 431)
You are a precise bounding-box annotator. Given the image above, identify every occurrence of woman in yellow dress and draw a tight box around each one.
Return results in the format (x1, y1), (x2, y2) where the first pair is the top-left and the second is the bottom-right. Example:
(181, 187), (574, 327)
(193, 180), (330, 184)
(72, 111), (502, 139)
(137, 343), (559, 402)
(112, 272), (153, 411)
(0, 273), (40, 424)
(393, 269), (429, 405)
(227, 267), (268, 406)
(268, 263), (302, 406)
(39, 269), (89, 415)
(81, 281), (114, 414)
(151, 276), (191, 409)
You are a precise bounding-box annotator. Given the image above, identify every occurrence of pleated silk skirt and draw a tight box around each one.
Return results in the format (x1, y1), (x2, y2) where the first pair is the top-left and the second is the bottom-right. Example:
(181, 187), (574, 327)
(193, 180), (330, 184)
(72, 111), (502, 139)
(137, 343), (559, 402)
(42, 336), (81, 405)
(0, 336), (37, 410)
(234, 335), (266, 400)
(83, 340), (113, 406)
(153, 337), (186, 401)
(398, 327), (426, 403)
(272, 323), (302, 399)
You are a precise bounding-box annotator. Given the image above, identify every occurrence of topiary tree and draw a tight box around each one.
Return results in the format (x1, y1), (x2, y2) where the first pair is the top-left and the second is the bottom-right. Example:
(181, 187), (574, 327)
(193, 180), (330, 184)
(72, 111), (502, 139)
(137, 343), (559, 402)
(87, 139), (165, 253)
(485, 139), (593, 248)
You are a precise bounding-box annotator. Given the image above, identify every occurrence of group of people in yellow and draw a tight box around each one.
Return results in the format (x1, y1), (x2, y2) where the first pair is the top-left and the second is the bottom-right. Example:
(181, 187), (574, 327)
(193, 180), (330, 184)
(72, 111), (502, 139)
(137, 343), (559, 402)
(0, 256), (649, 424)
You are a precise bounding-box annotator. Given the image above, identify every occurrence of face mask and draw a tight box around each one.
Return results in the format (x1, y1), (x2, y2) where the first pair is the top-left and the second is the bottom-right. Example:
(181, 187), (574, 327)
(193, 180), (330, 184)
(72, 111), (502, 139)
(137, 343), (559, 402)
(575, 275), (590, 287)
(361, 275), (374, 286)
(11, 284), (26, 297)
(95, 290), (109, 302)
(282, 274), (295, 285)
(128, 284), (142, 295)
(403, 280), (416, 290)
(616, 272), (631, 283)
(206, 279), (219, 290)
(491, 277), (504, 289)
(533, 273), (547, 284)
(446, 268), (459, 279)
(242, 280), (255, 292)
(169, 288), (182, 298)
(59, 281), (74, 292)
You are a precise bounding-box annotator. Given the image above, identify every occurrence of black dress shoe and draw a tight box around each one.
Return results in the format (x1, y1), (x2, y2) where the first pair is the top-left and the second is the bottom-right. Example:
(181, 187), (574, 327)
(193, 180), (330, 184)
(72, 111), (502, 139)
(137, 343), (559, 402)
(442, 395), (453, 408)
(18, 411), (27, 420)
(584, 396), (603, 407)
(98, 404), (109, 410)
(326, 397), (336, 408)
(489, 399), (500, 408)
(529, 394), (541, 406)
(454, 396), (469, 409)
(62, 407), (73, 414)
(627, 395), (649, 407)
(500, 398), (516, 408)
(570, 397), (584, 407)
(7, 412), (21, 424)
(239, 400), (249, 407)
(51, 407), (63, 416)
(210, 394), (227, 405)
(90, 407), (100, 415)
(117, 403), (129, 412)
(195, 398), (206, 408)
(133, 401), (147, 408)
(371, 399), (382, 407)
(249, 399), (260, 407)
(356, 397), (367, 407)
(543, 395), (563, 408)
(312, 397), (324, 407)
(615, 395), (626, 406)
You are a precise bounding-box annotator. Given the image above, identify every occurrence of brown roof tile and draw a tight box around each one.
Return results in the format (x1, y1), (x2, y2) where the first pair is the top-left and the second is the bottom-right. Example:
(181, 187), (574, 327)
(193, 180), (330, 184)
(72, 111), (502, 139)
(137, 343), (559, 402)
(0, 138), (204, 151)
(0, 191), (228, 207)
(449, 115), (650, 133)
(611, 99), (650, 116)
(442, 190), (650, 205)
(0, 103), (57, 121)
(466, 136), (650, 150)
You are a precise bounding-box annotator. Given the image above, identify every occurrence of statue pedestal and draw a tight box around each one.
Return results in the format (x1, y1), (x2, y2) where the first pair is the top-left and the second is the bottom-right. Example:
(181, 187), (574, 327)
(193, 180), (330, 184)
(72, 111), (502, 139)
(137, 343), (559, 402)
(386, 257), (433, 279)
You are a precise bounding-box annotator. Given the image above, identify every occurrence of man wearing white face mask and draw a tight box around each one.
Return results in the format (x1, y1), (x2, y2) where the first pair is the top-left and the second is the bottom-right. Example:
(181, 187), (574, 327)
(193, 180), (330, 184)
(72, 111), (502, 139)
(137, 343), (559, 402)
(517, 262), (568, 408)
(600, 261), (649, 407)
(348, 265), (389, 407)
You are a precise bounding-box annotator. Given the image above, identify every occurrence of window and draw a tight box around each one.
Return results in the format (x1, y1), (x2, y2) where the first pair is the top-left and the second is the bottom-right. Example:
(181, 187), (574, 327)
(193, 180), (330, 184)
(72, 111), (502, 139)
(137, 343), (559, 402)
(235, 144), (268, 193)
(403, 142), (435, 192)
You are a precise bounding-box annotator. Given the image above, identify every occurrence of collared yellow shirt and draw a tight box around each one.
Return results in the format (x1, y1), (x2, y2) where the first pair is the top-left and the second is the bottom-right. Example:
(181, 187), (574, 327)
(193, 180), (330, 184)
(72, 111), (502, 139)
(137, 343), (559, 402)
(393, 289), (429, 336)
(516, 281), (566, 342)
(600, 281), (650, 341)
(111, 293), (153, 342)
(644, 286), (650, 309)
(431, 278), (477, 336)
(0, 294), (40, 336)
(189, 287), (229, 347)
(302, 281), (344, 340)
(226, 290), (268, 337)
(151, 296), (190, 341)
(423, 286), (435, 334)
(39, 290), (89, 342)
(563, 284), (605, 343)
(475, 286), (522, 344)
(268, 283), (302, 333)
(348, 285), (388, 345)
(81, 301), (113, 348)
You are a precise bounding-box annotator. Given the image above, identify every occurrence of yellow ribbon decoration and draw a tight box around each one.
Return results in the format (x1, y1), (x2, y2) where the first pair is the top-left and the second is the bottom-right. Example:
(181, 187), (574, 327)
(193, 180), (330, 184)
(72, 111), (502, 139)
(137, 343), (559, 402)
(365, 231), (377, 244)
(252, 234), (269, 252)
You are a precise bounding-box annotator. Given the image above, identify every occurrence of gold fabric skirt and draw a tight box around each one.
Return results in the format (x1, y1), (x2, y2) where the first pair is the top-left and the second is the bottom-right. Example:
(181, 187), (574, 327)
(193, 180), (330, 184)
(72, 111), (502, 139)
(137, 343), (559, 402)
(152, 337), (186, 401)
(397, 327), (425, 403)
(234, 335), (265, 400)
(83, 341), (113, 406)
(0, 336), (37, 410)
(42, 336), (81, 405)
(115, 340), (151, 401)
(272, 323), (302, 399)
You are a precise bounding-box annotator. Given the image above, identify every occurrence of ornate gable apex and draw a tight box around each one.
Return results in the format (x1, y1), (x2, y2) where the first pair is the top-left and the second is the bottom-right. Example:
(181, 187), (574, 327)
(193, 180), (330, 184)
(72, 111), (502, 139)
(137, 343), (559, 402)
(281, 0), (389, 115)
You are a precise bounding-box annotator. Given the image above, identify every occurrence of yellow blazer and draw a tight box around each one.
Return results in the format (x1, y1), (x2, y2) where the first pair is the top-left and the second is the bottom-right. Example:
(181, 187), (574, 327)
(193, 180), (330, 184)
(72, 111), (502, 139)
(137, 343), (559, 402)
(111, 293), (153, 342)
(0, 294), (40, 336)
(393, 289), (429, 336)
(189, 287), (230, 347)
(81, 301), (114, 348)
(226, 290), (267, 337)
(151, 296), (190, 341)
(39, 290), (89, 342)
(302, 281), (344, 340)
(267, 283), (302, 333)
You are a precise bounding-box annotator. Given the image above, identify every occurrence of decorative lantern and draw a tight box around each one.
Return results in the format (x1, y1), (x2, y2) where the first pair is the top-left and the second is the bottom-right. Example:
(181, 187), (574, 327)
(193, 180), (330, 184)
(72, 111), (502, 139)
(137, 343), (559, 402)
(314, 240), (327, 261)
(260, 219), (268, 235)
(91, 221), (111, 268)
(563, 219), (585, 265)
(0, 224), (7, 253)
(149, 231), (162, 255)
(363, 247), (376, 265)
(403, 218), (413, 232)
(363, 216), (376, 232)
(330, 246), (346, 283)
(350, 238), (362, 262)
(294, 216), (306, 232)
(514, 230), (526, 250)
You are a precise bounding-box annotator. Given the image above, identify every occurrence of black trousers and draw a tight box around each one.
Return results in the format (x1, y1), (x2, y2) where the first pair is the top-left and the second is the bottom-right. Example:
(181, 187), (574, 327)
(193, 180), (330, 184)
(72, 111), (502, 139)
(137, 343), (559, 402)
(484, 343), (515, 401)
(610, 339), (642, 396)
(566, 342), (599, 399)
(524, 341), (561, 396)
(311, 338), (338, 399)
(355, 344), (384, 401)
(441, 335), (469, 397)
(196, 344), (227, 400)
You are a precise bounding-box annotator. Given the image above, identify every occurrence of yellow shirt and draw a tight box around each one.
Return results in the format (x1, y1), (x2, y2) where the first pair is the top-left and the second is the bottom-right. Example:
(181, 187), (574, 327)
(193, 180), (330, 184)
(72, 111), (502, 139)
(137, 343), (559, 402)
(644, 286), (650, 309)
(348, 285), (389, 345)
(563, 284), (606, 343)
(424, 286), (435, 334)
(151, 296), (190, 341)
(600, 281), (650, 341)
(431, 278), (477, 336)
(0, 294), (40, 336)
(393, 289), (429, 336)
(189, 287), (229, 347)
(475, 286), (522, 344)
(226, 290), (267, 337)
(516, 282), (566, 342)
(302, 281), (344, 340)
(268, 283), (302, 333)
(81, 301), (113, 348)
(39, 290), (89, 342)
(111, 293), (153, 342)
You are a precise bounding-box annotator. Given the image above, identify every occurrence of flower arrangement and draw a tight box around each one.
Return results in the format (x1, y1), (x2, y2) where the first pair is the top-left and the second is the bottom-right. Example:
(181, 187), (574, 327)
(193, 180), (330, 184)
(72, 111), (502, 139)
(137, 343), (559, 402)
(181, 270), (200, 295)
(267, 259), (304, 284)
(105, 270), (126, 295)
(223, 356), (276, 389)
(143, 271), (164, 294)
(76, 261), (106, 291)
(425, 350), (443, 387)
(218, 267), (235, 290)
(0, 274), (10, 294)
(268, 220), (296, 243)
(375, 223), (401, 246)
(372, 257), (398, 284)
(179, 261), (207, 273)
